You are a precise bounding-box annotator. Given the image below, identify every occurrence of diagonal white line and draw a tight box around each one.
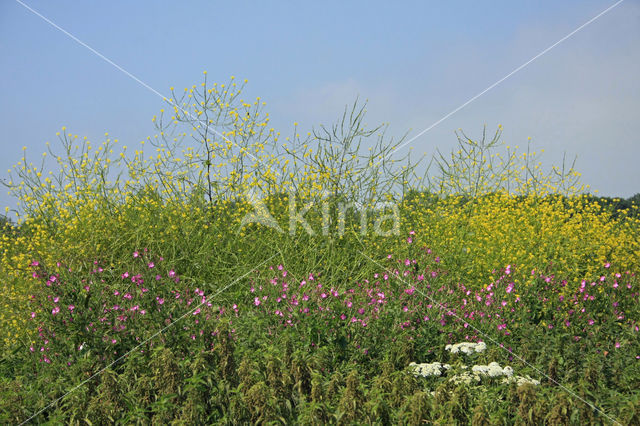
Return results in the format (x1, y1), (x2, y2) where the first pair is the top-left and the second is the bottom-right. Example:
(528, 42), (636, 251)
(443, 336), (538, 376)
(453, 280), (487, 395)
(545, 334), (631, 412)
(20, 253), (277, 425)
(14, 0), (258, 162)
(358, 250), (621, 425)
(395, 0), (625, 152)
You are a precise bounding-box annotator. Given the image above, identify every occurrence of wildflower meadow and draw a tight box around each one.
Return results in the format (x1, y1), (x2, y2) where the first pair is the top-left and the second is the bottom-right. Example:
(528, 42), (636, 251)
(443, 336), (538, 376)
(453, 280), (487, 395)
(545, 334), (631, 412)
(1, 76), (639, 424)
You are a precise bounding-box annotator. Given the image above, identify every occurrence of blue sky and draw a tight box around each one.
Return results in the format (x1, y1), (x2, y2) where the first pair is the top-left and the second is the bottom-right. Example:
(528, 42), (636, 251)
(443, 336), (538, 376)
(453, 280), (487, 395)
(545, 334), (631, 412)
(1, 0), (639, 212)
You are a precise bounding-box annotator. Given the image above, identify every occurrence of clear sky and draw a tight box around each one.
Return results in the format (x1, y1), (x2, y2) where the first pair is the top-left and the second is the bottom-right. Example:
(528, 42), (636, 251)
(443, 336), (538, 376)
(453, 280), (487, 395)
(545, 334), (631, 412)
(1, 0), (639, 212)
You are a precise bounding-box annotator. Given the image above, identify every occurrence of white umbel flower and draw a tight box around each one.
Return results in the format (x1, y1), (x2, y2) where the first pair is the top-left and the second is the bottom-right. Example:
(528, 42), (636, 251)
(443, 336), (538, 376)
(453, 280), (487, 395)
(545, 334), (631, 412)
(502, 375), (540, 386)
(472, 362), (513, 377)
(445, 341), (487, 355)
(409, 362), (451, 377)
(449, 371), (482, 385)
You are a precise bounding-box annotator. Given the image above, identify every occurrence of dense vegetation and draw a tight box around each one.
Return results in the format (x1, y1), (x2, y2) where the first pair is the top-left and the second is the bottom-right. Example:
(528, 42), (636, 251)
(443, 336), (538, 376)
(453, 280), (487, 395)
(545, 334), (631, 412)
(1, 76), (638, 424)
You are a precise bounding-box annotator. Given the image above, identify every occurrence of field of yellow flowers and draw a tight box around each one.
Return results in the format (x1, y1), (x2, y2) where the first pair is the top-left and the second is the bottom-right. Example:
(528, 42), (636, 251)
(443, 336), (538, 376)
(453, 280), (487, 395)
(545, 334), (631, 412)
(1, 77), (639, 424)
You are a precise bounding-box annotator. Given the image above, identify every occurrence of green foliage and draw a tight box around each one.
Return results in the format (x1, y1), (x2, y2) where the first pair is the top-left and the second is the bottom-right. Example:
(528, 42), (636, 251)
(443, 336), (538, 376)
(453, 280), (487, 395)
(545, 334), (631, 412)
(1, 76), (639, 424)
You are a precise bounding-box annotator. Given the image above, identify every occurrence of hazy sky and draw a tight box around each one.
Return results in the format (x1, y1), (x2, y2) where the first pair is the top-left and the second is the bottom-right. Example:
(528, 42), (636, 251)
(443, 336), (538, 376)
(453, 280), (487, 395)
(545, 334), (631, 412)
(1, 1), (639, 213)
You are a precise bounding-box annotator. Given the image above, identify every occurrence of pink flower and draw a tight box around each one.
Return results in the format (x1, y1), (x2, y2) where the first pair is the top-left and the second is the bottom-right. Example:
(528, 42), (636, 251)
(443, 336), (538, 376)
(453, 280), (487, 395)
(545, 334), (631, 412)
(615, 342), (621, 349)
(168, 269), (176, 277)
(254, 297), (261, 306)
(68, 305), (75, 311)
(148, 262), (155, 269)
(133, 251), (139, 258)
(51, 306), (60, 315)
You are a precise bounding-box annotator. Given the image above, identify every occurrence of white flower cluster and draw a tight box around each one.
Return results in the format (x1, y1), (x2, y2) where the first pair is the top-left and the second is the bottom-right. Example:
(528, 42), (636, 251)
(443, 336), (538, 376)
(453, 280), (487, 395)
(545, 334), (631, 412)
(410, 343), (540, 387)
(501, 375), (541, 386)
(445, 341), (487, 355)
(449, 371), (481, 385)
(472, 362), (514, 377)
(409, 361), (451, 377)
